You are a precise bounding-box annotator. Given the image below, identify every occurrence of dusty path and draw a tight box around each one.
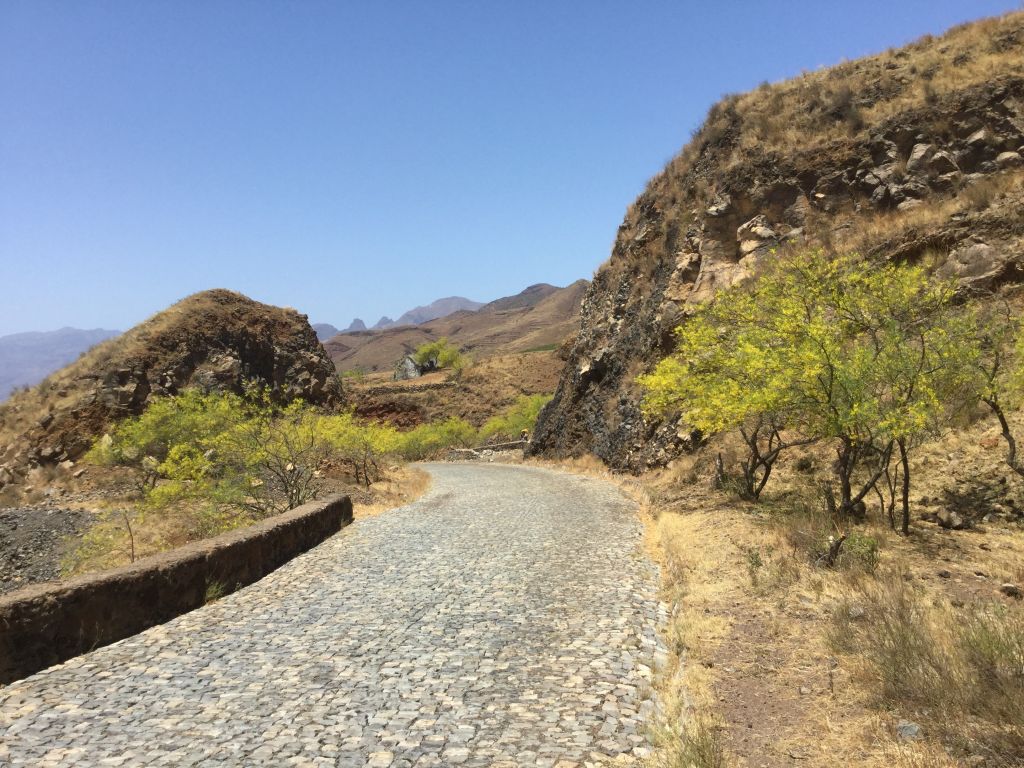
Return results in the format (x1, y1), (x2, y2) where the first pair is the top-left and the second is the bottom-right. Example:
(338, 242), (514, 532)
(0, 463), (663, 767)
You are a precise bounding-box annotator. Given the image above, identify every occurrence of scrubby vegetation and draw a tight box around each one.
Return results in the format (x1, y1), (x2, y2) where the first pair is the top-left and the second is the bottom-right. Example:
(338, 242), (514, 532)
(480, 394), (552, 441)
(829, 574), (1024, 757)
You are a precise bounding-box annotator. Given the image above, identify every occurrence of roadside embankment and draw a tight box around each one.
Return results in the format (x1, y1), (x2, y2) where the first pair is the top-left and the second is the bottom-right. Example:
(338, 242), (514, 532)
(0, 494), (352, 685)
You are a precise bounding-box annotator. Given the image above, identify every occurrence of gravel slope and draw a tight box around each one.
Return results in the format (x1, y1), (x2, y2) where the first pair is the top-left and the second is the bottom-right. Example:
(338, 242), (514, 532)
(0, 507), (91, 594)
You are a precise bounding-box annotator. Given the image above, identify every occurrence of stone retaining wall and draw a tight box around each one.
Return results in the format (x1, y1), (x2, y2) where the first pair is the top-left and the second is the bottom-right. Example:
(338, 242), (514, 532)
(0, 494), (352, 685)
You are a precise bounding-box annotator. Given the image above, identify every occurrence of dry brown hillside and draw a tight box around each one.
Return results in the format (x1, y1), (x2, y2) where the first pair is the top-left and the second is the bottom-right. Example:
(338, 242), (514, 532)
(533, 11), (1024, 470)
(325, 281), (588, 374)
(348, 350), (565, 429)
(0, 290), (340, 490)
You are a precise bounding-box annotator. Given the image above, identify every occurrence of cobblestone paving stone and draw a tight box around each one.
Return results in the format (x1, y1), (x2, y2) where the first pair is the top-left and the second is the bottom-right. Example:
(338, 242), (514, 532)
(0, 463), (665, 767)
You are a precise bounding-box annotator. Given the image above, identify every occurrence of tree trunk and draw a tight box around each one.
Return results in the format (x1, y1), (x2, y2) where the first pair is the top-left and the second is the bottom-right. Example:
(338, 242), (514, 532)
(984, 397), (1024, 478)
(898, 437), (911, 535)
(836, 439), (855, 515)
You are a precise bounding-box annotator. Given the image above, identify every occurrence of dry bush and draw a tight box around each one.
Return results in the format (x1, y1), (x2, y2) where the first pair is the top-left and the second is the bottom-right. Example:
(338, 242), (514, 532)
(648, 711), (726, 768)
(962, 174), (1004, 212)
(831, 572), (1024, 760)
(832, 168), (1024, 266)
(768, 491), (882, 574)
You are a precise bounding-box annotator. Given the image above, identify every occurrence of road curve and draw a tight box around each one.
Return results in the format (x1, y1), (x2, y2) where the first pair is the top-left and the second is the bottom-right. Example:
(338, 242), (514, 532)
(0, 463), (664, 767)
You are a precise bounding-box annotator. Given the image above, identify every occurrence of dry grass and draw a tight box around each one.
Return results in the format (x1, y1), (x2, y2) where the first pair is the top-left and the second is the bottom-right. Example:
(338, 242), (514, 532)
(830, 573), (1024, 762)
(645, 504), (731, 768)
(351, 465), (431, 518)
(834, 171), (1024, 257)
(714, 12), (1024, 164)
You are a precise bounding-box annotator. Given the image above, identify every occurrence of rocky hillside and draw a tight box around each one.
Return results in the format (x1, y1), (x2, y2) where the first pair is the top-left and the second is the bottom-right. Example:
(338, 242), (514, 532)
(0, 290), (340, 488)
(532, 11), (1024, 470)
(326, 281), (588, 373)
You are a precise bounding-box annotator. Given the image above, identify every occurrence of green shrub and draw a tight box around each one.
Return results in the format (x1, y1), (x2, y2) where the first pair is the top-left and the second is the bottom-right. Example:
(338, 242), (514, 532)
(394, 418), (477, 461)
(841, 531), (880, 573)
(88, 389), (242, 466)
(412, 337), (465, 372)
(480, 394), (552, 441)
(318, 411), (400, 487)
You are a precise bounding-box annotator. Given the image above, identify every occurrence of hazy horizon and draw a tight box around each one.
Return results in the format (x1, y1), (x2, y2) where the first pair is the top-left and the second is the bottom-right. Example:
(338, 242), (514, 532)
(2, 0), (1019, 336)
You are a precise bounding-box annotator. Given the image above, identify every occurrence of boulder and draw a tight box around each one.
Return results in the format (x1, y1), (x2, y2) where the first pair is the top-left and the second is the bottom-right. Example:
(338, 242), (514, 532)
(38, 446), (60, 462)
(705, 194), (732, 218)
(929, 150), (960, 175)
(897, 199), (924, 212)
(905, 143), (935, 174)
(860, 171), (882, 190)
(896, 720), (922, 742)
(935, 242), (1011, 290)
(937, 508), (967, 530)
(394, 355), (422, 381)
(966, 128), (991, 148)
(1000, 583), (1022, 599)
(870, 184), (894, 209)
(995, 150), (1023, 169)
(933, 170), (962, 191)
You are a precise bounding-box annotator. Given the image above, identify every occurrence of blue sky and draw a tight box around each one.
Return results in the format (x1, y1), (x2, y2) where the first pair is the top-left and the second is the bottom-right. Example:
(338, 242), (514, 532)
(1, 1), (1019, 335)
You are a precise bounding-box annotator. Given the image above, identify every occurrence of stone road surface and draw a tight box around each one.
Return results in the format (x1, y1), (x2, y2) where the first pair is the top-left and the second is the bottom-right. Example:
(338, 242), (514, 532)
(0, 463), (664, 767)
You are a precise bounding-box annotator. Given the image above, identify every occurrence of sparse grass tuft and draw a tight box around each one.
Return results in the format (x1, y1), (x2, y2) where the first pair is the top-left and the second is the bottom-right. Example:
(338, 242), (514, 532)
(204, 580), (228, 603)
(650, 712), (726, 768)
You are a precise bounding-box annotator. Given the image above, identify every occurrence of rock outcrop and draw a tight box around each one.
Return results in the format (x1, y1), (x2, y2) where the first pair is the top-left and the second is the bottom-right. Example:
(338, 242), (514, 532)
(0, 290), (341, 485)
(531, 12), (1024, 470)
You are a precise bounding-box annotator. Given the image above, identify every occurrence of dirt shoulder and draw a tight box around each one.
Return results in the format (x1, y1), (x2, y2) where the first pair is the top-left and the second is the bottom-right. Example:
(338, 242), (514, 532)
(535, 448), (1024, 768)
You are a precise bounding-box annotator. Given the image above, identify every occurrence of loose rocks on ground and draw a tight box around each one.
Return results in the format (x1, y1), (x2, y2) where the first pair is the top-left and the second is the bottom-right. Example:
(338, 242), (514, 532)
(0, 507), (92, 594)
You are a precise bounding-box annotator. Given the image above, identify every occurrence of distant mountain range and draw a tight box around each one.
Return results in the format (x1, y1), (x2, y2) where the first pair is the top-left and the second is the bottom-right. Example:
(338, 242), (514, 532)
(311, 323), (340, 340)
(0, 328), (121, 401)
(388, 296), (484, 327)
(323, 282), (588, 373)
(321, 297), (485, 340)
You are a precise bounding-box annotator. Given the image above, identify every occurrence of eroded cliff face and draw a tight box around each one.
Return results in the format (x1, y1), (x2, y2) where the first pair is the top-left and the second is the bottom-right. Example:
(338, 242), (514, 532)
(531, 13), (1024, 470)
(0, 290), (341, 483)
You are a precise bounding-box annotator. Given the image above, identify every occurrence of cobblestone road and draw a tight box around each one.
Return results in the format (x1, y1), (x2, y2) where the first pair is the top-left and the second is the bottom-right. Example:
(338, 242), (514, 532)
(0, 463), (664, 767)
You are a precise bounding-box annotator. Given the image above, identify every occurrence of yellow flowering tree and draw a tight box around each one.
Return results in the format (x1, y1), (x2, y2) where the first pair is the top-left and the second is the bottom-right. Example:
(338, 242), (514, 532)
(641, 251), (977, 532)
